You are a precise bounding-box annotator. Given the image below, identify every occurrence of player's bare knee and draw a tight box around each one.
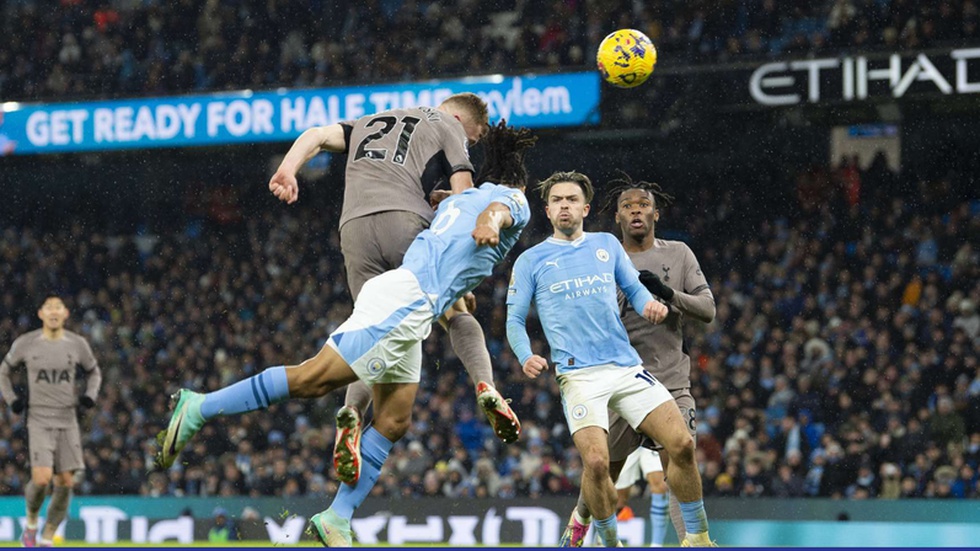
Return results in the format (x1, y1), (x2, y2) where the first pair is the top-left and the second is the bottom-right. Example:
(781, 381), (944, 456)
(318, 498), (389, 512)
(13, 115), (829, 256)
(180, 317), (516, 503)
(54, 472), (74, 488)
(665, 433), (695, 466)
(32, 472), (52, 487)
(374, 412), (411, 441)
(583, 453), (611, 480)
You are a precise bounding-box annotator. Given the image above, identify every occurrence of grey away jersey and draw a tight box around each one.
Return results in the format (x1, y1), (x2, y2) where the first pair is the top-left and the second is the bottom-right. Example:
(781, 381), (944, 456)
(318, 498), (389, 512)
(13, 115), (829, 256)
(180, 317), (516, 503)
(0, 329), (102, 428)
(621, 239), (711, 391)
(338, 106), (474, 228)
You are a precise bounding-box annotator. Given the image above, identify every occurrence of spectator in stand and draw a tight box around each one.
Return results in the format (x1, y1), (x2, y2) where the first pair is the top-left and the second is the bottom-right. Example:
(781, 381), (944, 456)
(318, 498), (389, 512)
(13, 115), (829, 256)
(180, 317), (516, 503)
(0, 151), (976, 500)
(3, 0), (980, 102)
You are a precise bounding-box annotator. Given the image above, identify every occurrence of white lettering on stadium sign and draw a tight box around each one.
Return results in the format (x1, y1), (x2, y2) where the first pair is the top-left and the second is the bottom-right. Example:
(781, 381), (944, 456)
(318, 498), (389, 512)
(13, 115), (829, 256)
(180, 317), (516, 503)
(750, 47), (980, 106)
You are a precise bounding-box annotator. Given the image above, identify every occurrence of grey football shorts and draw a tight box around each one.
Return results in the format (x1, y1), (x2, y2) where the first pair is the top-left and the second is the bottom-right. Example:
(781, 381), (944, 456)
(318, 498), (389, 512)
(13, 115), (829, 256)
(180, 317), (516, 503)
(340, 211), (429, 300)
(28, 423), (84, 473)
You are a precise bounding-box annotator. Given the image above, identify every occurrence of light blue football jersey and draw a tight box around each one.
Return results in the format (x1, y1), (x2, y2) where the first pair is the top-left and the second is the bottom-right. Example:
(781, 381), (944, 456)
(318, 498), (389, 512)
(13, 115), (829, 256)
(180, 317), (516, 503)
(401, 183), (531, 315)
(506, 232), (655, 373)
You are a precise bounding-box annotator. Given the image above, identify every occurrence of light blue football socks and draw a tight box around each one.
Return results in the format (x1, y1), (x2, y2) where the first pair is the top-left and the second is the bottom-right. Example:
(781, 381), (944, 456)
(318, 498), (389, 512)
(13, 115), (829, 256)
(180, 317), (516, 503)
(200, 366), (289, 419)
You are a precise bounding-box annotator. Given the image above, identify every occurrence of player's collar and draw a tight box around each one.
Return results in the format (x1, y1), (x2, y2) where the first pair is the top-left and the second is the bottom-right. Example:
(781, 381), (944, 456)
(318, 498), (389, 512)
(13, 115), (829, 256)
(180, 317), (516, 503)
(546, 233), (588, 247)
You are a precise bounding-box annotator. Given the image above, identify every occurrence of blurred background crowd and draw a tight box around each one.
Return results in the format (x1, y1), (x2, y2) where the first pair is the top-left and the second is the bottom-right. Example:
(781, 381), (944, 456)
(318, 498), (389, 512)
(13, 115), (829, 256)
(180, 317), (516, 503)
(0, 153), (977, 501)
(1, 0), (978, 101)
(0, 0), (977, 508)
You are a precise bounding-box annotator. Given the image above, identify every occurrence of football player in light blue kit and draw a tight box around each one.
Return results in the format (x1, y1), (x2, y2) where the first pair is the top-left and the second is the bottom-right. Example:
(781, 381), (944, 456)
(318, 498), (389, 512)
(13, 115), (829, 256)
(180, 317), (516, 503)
(154, 122), (536, 547)
(507, 171), (715, 547)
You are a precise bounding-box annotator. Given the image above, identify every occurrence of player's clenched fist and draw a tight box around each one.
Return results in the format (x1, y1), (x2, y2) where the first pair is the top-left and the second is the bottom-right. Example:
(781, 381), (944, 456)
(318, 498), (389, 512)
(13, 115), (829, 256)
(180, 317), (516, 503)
(643, 300), (668, 324)
(522, 355), (549, 379)
(269, 171), (299, 204)
(472, 225), (500, 246)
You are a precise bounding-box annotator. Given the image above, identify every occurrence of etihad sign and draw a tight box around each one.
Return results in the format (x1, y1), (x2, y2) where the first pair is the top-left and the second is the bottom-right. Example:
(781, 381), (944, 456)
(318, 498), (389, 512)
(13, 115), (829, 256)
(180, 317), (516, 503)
(750, 48), (980, 106)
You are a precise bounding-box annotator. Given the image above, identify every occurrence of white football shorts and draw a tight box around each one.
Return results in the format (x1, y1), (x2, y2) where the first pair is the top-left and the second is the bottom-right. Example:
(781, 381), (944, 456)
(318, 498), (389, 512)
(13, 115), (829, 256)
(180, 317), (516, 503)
(327, 268), (435, 385)
(557, 363), (673, 436)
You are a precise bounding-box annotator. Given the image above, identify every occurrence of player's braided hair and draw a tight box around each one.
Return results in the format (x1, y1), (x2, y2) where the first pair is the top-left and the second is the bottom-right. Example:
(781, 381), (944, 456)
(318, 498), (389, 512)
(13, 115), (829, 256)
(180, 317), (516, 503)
(601, 170), (674, 213)
(477, 120), (537, 189)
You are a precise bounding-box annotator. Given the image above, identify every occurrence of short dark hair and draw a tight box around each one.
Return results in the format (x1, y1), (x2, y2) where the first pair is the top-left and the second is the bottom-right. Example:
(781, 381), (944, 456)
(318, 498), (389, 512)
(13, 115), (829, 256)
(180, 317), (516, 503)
(476, 120), (537, 188)
(536, 171), (594, 204)
(39, 294), (65, 308)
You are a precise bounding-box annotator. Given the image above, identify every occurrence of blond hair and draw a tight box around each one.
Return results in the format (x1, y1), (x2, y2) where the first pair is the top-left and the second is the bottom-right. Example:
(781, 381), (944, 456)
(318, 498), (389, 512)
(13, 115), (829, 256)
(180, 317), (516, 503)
(440, 92), (489, 126)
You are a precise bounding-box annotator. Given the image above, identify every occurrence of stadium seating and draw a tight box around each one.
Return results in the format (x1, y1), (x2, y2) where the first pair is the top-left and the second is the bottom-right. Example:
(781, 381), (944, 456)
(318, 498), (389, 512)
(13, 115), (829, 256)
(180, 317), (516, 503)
(1, 157), (976, 500)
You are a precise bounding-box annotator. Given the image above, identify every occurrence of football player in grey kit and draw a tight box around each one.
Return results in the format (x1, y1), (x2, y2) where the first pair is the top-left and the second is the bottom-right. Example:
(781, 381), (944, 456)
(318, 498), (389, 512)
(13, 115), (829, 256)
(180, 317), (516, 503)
(560, 177), (716, 547)
(0, 296), (101, 547)
(267, 92), (520, 487)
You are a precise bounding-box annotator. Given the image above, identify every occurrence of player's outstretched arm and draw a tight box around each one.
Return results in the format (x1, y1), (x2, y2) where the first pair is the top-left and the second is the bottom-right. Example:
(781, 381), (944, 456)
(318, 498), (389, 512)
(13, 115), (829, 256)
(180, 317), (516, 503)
(270, 124), (348, 204)
(472, 202), (514, 246)
(506, 254), (540, 375)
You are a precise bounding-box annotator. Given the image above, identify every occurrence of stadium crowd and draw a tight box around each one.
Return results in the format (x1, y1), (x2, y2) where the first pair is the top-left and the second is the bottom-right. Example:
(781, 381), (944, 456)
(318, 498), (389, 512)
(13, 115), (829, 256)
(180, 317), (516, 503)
(1, 0), (978, 101)
(0, 153), (977, 502)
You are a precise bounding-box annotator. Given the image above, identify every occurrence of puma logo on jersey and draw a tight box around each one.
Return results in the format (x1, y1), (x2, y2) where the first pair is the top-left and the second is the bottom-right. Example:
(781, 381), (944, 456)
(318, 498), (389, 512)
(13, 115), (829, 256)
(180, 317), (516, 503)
(545, 260), (560, 269)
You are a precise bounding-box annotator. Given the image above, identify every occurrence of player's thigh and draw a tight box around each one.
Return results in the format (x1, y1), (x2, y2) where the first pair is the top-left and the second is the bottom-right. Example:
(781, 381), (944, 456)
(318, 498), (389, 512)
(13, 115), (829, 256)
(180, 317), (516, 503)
(289, 344), (359, 397)
(572, 425), (611, 472)
(27, 424), (57, 472)
(372, 382), (420, 418)
(606, 365), (673, 433)
(671, 389), (698, 439)
(371, 381), (420, 440)
(54, 426), (85, 476)
(328, 269), (434, 386)
(607, 411), (643, 463)
(557, 367), (615, 437)
(635, 399), (693, 459)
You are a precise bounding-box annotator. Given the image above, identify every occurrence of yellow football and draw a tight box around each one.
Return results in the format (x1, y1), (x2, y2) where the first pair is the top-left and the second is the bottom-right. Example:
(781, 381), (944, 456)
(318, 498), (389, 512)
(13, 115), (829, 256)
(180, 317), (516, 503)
(596, 29), (658, 88)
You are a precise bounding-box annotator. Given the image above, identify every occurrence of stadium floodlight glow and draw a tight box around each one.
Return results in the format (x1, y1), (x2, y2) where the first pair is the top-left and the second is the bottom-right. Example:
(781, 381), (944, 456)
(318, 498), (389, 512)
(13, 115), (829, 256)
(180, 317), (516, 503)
(458, 74), (506, 84)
